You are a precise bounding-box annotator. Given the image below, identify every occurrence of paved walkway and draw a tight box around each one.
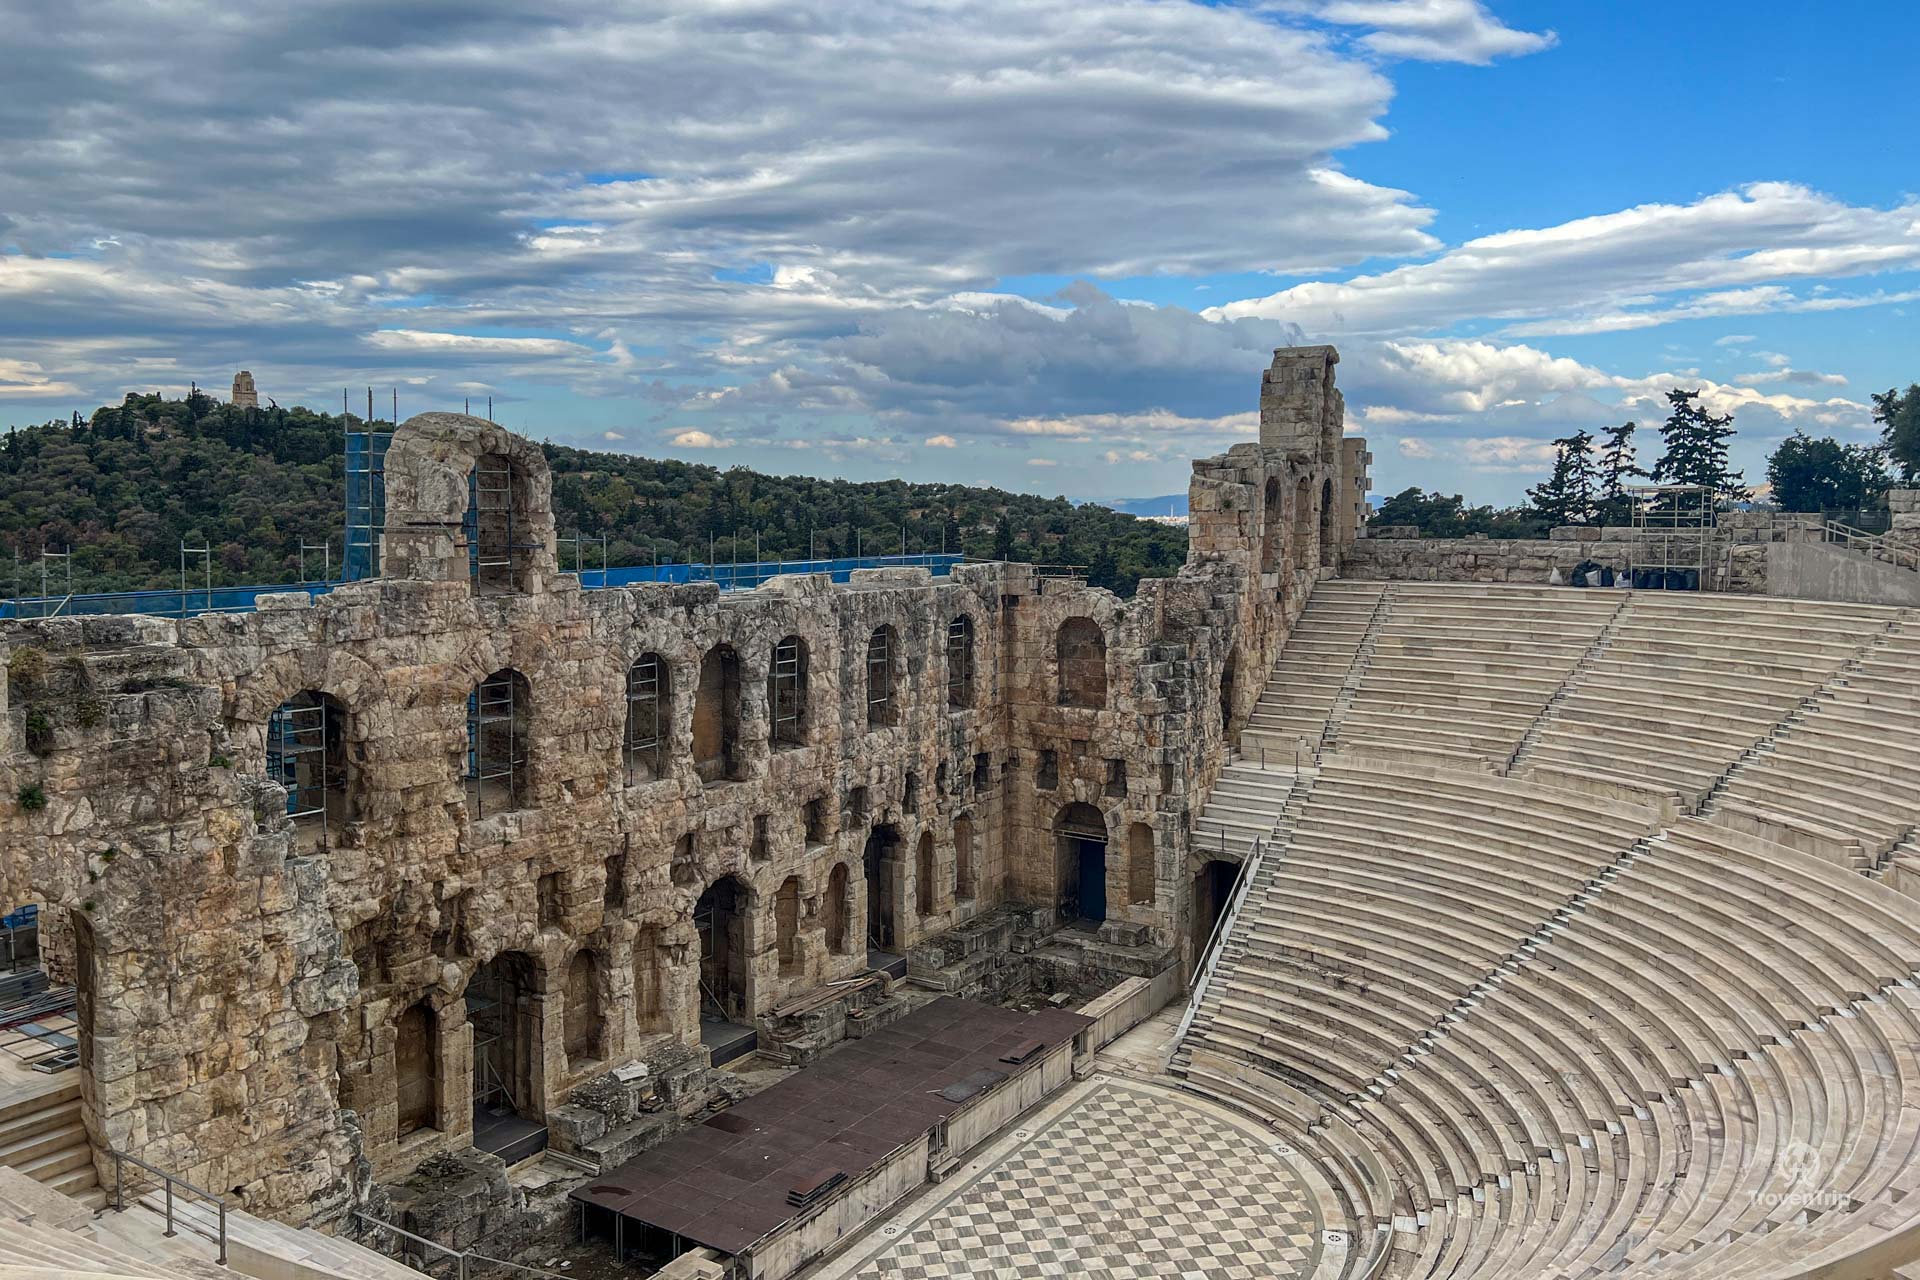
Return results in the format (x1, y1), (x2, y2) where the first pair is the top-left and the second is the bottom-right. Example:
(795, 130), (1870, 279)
(815, 1074), (1329, 1280)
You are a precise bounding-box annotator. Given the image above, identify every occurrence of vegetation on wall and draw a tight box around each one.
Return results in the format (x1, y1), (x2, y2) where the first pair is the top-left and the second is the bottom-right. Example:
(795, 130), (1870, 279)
(1, 395), (1186, 598)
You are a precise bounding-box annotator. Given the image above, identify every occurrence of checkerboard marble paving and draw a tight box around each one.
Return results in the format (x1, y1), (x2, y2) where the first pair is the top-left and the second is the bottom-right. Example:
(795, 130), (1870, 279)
(851, 1081), (1321, 1279)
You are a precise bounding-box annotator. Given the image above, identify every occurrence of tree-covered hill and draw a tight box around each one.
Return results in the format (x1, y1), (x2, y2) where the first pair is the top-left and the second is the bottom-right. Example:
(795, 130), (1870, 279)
(1, 394), (1188, 599)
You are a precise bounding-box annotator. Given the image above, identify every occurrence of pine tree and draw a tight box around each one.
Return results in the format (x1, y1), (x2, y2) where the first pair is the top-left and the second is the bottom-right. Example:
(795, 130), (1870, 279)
(1594, 420), (1648, 524)
(1527, 431), (1599, 527)
(1872, 385), (1920, 484)
(1652, 390), (1746, 506)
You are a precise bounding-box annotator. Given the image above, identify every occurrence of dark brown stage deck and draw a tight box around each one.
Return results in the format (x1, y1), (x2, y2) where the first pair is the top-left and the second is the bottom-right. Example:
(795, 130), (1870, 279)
(571, 996), (1090, 1256)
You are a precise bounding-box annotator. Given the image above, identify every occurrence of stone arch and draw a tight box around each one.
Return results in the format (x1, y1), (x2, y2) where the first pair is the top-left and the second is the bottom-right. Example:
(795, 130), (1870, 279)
(466, 451), (542, 593)
(693, 644), (743, 784)
(623, 652), (671, 783)
(767, 634), (811, 749)
(866, 624), (902, 728)
(1292, 475), (1313, 572)
(1261, 476), (1283, 575)
(381, 413), (558, 587)
(395, 999), (438, 1137)
(775, 876), (802, 975)
(1319, 476), (1337, 568)
(1054, 802), (1109, 925)
(1127, 822), (1156, 906)
(1056, 617), (1107, 709)
(825, 863), (853, 955)
(466, 668), (531, 816)
(916, 832), (936, 919)
(563, 949), (604, 1069)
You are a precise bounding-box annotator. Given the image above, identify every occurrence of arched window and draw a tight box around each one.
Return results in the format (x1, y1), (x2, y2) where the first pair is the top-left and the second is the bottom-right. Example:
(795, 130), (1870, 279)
(466, 669), (530, 817)
(866, 626), (900, 728)
(825, 864), (852, 955)
(1056, 618), (1107, 709)
(624, 653), (669, 783)
(395, 1000), (438, 1137)
(775, 876), (802, 975)
(1292, 476), (1313, 572)
(1261, 477), (1282, 575)
(945, 616), (976, 709)
(466, 453), (536, 593)
(693, 645), (743, 784)
(1128, 823), (1156, 906)
(267, 689), (351, 852)
(768, 635), (810, 749)
(564, 950), (603, 1068)
(953, 814), (976, 901)
(916, 833), (936, 918)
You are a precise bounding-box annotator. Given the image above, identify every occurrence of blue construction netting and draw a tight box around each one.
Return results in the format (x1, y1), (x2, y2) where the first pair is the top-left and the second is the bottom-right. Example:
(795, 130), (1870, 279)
(0, 554), (967, 620)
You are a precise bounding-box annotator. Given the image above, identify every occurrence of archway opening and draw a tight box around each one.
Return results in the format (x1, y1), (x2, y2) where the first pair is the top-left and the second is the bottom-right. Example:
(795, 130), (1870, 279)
(775, 876), (802, 976)
(468, 950), (544, 1157)
(825, 863), (852, 955)
(1055, 803), (1108, 927)
(1191, 859), (1242, 970)
(267, 689), (351, 852)
(624, 654), (669, 783)
(466, 452), (536, 593)
(1261, 477), (1282, 574)
(864, 825), (903, 953)
(768, 635), (810, 749)
(1292, 476), (1313, 571)
(866, 625), (901, 728)
(695, 877), (750, 1023)
(916, 832), (936, 919)
(693, 645), (743, 784)
(945, 615), (976, 709)
(563, 950), (604, 1070)
(395, 1000), (439, 1138)
(466, 668), (530, 817)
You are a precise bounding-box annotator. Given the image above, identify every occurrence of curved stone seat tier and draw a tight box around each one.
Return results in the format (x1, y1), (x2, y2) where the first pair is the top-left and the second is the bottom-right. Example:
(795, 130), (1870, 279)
(1174, 636), (1920, 1280)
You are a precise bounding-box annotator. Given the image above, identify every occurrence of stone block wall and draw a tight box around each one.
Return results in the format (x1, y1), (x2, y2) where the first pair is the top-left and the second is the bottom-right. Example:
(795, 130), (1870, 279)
(1, 348), (1364, 1229)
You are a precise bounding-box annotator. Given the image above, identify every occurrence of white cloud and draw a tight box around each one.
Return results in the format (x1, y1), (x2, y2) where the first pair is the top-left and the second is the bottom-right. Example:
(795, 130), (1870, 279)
(1026, 457), (1059, 467)
(1714, 333), (1756, 347)
(924, 433), (957, 448)
(364, 330), (589, 357)
(1285, 0), (1556, 64)
(667, 428), (728, 448)
(1208, 183), (1920, 338)
(1735, 367), (1849, 387)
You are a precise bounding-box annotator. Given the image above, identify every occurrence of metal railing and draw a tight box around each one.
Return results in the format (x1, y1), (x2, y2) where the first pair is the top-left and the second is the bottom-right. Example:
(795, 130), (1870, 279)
(1823, 520), (1919, 573)
(1171, 832), (1272, 1049)
(354, 1212), (575, 1280)
(110, 1148), (227, 1266)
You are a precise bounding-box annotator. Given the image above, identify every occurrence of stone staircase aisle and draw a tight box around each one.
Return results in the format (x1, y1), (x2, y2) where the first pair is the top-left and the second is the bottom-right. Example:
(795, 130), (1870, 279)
(0, 1076), (100, 1208)
(1242, 581), (1390, 763)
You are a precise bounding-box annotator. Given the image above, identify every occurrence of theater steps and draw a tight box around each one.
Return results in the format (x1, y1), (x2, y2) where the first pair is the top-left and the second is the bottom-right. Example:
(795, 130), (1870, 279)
(0, 1079), (100, 1208)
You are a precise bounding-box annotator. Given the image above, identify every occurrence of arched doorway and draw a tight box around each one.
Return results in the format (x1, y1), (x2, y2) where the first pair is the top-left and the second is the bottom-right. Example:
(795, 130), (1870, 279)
(468, 950), (543, 1156)
(695, 877), (750, 1022)
(395, 1000), (438, 1137)
(1054, 803), (1108, 927)
(864, 825), (903, 952)
(1191, 859), (1242, 969)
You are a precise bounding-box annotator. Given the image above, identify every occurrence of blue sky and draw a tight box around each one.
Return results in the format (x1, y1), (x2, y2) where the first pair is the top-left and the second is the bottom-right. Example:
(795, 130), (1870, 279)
(1, 1), (1915, 503)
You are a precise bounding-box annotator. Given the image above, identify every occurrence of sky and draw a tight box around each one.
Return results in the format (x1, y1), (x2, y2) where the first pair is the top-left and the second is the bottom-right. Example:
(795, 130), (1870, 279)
(0, 0), (1915, 503)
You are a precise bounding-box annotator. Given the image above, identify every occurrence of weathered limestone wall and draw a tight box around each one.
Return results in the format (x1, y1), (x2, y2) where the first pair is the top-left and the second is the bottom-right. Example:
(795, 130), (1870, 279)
(0, 344), (1366, 1230)
(1343, 530), (1769, 594)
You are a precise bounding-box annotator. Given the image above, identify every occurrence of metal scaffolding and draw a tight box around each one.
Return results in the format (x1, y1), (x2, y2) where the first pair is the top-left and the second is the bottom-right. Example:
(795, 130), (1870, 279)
(1627, 483), (1714, 591)
(344, 423), (390, 582)
(266, 694), (343, 851)
(624, 655), (665, 783)
(769, 637), (805, 747)
(866, 628), (895, 727)
(466, 672), (525, 816)
(945, 616), (975, 708)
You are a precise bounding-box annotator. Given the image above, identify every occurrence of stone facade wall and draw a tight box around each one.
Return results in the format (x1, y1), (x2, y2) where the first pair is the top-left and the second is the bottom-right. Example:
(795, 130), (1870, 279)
(0, 346), (1365, 1229)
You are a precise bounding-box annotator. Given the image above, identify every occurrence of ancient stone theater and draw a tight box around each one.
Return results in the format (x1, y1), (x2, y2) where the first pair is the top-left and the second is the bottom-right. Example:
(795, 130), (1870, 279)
(6, 345), (1920, 1280)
